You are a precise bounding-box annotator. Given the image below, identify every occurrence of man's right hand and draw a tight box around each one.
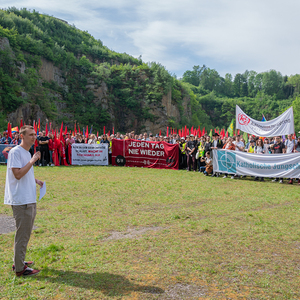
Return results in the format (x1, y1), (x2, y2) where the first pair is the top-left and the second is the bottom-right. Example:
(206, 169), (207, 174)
(30, 151), (41, 164)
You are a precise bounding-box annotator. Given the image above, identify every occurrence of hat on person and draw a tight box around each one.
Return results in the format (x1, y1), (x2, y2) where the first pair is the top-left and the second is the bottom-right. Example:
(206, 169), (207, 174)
(212, 133), (219, 136)
(180, 137), (185, 140)
(190, 134), (194, 137)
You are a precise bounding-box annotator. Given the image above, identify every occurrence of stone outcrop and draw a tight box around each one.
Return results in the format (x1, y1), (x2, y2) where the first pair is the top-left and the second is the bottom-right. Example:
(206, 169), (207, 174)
(4, 46), (191, 133)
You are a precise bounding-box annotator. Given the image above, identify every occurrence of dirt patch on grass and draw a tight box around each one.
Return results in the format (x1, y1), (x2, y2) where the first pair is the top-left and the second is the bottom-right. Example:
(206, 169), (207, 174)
(161, 283), (206, 299)
(0, 214), (37, 234)
(104, 226), (164, 241)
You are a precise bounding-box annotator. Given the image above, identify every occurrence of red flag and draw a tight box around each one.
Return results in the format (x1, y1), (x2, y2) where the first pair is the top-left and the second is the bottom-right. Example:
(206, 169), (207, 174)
(64, 126), (68, 135)
(86, 125), (88, 143)
(179, 129), (181, 137)
(78, 124), (81, 134)
(20, 119), (23, 129)
(187, 128), (189, 136)
(202, 127), (205, 136)
(113, 127), (114, 135)
(103, 126), (105, 135)
(97, 131), (99, 138)
(7, 122), (12, 139)
(167, 127), (169, 137)
(237, 129), (240, 135)
(45, 123), (48, 136)
(59, 122), (63, 141)
(159, 130), (161, 136)
(108, 130), (110, 136)
(184, 125), (187, 137)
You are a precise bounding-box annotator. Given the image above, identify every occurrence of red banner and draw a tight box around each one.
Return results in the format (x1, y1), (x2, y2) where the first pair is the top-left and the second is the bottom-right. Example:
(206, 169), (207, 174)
(112, 139), (179, 169)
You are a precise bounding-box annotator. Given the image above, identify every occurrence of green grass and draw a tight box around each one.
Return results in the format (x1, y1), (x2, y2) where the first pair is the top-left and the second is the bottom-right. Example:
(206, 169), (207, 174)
(0, 165), (300, 299)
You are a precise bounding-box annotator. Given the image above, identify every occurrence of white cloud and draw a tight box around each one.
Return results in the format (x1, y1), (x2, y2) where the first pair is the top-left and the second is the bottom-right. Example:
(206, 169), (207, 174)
(2, 0), (300, 77)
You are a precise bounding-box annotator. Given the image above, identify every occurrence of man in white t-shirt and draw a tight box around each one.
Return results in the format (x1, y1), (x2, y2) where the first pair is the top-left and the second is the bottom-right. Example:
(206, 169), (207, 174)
(234, 135), (245, 152)
(4, 125), (44, 276)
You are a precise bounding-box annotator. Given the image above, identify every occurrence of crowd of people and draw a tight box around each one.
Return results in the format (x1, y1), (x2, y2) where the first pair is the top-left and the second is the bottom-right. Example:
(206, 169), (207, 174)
(2, 128), (300, 184)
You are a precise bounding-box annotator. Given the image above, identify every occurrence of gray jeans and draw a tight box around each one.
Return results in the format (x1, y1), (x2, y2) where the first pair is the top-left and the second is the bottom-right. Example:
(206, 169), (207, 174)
(12, 204), (36, 272)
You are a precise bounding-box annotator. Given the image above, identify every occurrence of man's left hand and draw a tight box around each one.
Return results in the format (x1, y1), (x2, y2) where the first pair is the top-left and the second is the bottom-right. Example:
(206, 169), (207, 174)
(36, 179), (44, 187)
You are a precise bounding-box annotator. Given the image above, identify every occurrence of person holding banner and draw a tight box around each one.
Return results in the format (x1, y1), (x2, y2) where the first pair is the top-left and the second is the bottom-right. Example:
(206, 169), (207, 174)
(4, 125), (44, 276)
(186, 134), (198, 172)
(285, 134), (296, 184)
(222, 137), (236, 178)
(271, 136), (286, 183)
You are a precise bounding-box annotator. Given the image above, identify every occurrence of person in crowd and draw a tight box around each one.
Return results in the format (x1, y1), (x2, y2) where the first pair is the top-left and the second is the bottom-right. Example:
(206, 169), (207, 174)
(88, 134), (97, 144)
(204, 136), (212, 154)
(284, 134), (296, 184)
(1, 132), (12, 144)
(66, 133), (75, 165)
(263, 138), (271, 154)
(271, 136), (286, 183)
(247, 140), (256, 153)
(38, 131), (49, 166)
(196, 138), (206, 172)
(179, 137), (187, 169)
(12, 132), (21, 145)
(100, 134), (110, 145)
(234, 135), (244, 152)
(254, 139), (264, 181)
(116, 132), (121, 139)
(222, 137), (236, 179)
(210, 133), (223, 177)
(48, 133), (55, 166)
(200, 151), (213, 175)
(186, 134), (198, 172)
(142, 133), (150, 141)
(75, 133), (85, 143)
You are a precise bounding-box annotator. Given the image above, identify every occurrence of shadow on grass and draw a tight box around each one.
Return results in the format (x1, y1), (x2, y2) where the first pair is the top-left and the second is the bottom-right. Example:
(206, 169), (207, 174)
(37, 268), (164, 297)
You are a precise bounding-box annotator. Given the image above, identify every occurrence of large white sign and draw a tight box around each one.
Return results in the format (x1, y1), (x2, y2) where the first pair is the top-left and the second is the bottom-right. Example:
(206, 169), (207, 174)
(236, 105), (294, 137)
(213, 149), (300, 178)
(72, 144), (109, 165)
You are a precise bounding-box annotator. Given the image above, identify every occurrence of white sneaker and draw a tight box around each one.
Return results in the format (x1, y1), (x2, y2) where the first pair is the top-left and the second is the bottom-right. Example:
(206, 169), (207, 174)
(231, 176), (235, 179)
(272, 179), (278, 182)
(223, 175), (227, 178)
(279, 180), (283, 184)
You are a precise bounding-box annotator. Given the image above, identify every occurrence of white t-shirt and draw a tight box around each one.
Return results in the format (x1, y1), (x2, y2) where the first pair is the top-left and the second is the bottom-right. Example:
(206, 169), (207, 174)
(235, 141), (244, 151)
(285, 139), (295, 154)
(4, 145), (36, 205)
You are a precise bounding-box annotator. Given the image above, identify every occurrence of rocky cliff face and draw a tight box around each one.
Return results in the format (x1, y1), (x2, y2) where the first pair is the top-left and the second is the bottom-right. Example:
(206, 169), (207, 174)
(2, 37), (191, 133)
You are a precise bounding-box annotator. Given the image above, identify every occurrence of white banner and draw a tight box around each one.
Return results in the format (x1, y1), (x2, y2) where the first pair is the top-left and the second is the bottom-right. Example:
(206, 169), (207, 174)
(72, 143), (109, 165)
(236, 105), (294, 137)
(213, 149), (300, 178)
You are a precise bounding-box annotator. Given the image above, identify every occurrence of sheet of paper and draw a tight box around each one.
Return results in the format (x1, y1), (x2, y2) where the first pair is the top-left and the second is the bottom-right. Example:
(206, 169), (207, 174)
(39, 181), (46, 201)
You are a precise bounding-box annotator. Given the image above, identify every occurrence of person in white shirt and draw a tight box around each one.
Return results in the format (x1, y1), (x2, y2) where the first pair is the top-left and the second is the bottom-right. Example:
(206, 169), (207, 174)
(4, 125), (44, 277)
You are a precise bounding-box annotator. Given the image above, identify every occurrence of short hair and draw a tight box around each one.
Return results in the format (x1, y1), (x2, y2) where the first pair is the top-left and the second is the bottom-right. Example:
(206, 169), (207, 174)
(20, 125), (34, 136)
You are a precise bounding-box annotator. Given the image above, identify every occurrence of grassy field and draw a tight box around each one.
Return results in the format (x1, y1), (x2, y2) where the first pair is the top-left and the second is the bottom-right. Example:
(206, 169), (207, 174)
(0, 165), (300, 299)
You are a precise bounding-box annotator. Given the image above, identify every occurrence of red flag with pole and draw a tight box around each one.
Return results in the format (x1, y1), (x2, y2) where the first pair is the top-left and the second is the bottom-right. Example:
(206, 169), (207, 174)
(113, 127), (114, 135)
(97, 131), (99, 138)
(103, 126), (105, 135)
(86, 126), (88, 143)
(167, 127), (169, 137)
(159, 130), (161, 136)
(20, 119), (23, 129)
(45, 123), (48, 136)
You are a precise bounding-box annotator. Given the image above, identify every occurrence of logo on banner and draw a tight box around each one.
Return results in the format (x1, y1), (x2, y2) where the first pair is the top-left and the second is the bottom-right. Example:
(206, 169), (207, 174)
(217, 151), (236, 173)
(238, 113), (250, 126)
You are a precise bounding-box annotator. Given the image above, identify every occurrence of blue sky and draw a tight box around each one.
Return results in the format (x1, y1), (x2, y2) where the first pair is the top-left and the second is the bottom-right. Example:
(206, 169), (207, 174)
(2, 0), (300, 78)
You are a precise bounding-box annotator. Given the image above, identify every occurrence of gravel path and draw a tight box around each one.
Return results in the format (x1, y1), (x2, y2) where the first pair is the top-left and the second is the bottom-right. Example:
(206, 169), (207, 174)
(0, 214), (37, 234)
